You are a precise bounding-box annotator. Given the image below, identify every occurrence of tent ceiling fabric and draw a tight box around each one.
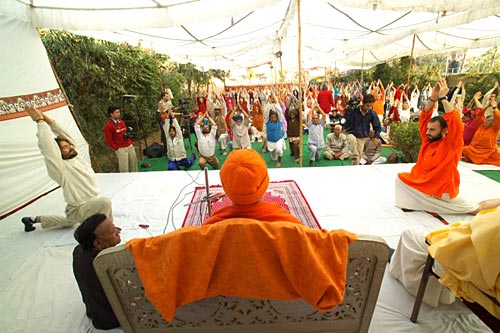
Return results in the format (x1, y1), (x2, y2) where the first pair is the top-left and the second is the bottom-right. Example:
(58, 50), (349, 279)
(1, 0), (499, 71)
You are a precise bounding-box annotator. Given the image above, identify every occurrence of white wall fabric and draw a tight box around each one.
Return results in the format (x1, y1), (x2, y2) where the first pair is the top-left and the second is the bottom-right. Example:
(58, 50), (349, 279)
(0, 15), (90, 217)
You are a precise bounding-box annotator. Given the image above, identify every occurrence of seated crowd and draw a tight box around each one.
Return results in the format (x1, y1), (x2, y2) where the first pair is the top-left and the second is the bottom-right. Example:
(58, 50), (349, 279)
(155, 77), (499, 169)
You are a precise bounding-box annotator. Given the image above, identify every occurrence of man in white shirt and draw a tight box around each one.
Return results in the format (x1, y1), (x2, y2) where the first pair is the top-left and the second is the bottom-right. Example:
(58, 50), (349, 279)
(194, 112), (220, 169)
(21, 105), (112, 232)
(162, 109), (195, 170)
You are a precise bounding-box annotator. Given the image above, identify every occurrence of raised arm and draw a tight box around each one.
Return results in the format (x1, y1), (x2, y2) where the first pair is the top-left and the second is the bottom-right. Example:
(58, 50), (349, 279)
(481, 81), (498, 106)
(206, 112), (216, 127)
(449, 81), (462, 106)
(437, 80), (453, 114)
(473, 91), (483, 109)
(424, 80), (442, 113)
(195, 112), (206, 126)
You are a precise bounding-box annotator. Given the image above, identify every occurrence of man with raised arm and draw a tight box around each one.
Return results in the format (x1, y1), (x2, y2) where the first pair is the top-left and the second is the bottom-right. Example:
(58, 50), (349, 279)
(194, 111), (220, 170)
(162, 108), (195, 170)
(395, 79), (500, 214)
(21, 105), (113, 232)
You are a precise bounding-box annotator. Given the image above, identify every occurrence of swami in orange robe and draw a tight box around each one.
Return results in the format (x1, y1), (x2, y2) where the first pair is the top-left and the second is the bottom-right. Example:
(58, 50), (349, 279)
(126, 219), (356, 322)
(462, 108), (500, 166)
(204, 149), (303, 225)
(126, 148), (357, 322)
(398, 107), (463, 199)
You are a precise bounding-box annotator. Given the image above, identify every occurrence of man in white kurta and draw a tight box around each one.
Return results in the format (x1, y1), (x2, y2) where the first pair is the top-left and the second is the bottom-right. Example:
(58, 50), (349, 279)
(21, 105), (112, 232)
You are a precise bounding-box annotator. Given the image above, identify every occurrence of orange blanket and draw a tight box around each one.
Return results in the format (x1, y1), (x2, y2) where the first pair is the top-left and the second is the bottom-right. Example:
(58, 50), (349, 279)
(126, 219), (356, 322)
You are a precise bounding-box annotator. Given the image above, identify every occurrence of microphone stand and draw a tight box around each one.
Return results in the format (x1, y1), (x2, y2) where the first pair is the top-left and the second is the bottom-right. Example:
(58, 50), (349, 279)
(184, 168), (226, 218)
(204, 167), (212, 217)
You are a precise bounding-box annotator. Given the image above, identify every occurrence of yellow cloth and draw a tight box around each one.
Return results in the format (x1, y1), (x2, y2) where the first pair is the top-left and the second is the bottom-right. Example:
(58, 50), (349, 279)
(426, 206), (500, 319)
(126, 218), (357, 322)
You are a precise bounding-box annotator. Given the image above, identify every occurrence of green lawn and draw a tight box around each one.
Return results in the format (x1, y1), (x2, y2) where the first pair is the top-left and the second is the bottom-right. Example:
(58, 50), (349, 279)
(138, 132), (399, 172)
(138, 133), (500, 185)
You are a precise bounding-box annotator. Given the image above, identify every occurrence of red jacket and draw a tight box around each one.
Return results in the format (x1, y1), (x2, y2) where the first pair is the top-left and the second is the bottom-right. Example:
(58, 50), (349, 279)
(317, 90), (334, 114)
(104, 119), (132, 151)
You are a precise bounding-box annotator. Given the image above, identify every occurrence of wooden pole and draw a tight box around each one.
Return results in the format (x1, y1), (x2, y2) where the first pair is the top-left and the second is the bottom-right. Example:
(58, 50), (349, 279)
(279, 38), (284, 89)
(407, 34), (416, 87)
(361, 49), (365, 82)
(460, 49), (467, 73)
(297, 0), (303, 168)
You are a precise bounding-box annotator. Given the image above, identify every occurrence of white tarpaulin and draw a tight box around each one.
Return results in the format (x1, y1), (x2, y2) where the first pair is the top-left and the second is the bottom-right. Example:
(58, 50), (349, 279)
(0, 0), (499, 70)
(0, 15), (90, 217)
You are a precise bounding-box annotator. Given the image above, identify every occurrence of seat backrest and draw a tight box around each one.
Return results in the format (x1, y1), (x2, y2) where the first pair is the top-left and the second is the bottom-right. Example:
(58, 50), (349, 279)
(94, 234), (389, 333)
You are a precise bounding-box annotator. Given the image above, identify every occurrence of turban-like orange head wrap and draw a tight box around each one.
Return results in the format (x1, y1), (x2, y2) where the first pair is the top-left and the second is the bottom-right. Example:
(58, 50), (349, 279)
(220, 149), (269, 205)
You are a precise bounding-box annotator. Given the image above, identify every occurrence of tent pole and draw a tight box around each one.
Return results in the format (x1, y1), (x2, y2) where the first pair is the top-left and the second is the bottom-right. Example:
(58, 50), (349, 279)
(361, 49), (364, 82)
(279, 38), (284, 89)
(407, 34), (416, 87)
(48, 60), (101, 172)
(460, 49), (467, 73)
(297, 0), (303, 168)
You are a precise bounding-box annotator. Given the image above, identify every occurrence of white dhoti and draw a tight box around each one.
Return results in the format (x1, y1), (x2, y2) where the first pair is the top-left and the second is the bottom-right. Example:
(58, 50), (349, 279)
(389, 228), (456, 308)
(394, 177), (478, 214)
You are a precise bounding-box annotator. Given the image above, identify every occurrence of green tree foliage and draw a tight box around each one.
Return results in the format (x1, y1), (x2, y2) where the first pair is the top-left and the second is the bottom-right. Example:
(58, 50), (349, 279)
(461, 48), (500, 102)
(339, 55), (445, 88)
(464, 47), (500, 75)
(41, 30), (162, 171)
(390, 121), (421, 163)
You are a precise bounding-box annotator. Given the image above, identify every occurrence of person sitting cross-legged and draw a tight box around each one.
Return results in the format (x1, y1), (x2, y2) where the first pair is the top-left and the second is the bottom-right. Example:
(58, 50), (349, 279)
(324, 124), (351, 161)
(194, 111), (220, 170)
(462, 92), (500, 166)
(395, 78), (500, 214)
(162, 109), (195, 170)
(360, 129), (386, 165)
(125, 149), (357, 322)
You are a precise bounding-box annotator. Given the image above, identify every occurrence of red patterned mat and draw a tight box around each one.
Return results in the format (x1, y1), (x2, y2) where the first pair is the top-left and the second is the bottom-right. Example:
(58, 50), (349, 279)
(182, 180), (321, 229)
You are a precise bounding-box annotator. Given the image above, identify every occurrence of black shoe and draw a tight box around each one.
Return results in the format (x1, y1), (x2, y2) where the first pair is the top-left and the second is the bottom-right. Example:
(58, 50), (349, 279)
(21, 217), (36, 232)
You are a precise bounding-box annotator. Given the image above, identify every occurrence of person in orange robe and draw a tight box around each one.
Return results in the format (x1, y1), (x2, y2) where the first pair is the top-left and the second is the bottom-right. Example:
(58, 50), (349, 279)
(395, 79), (500, 214)
(204, 149), (303, 225)
(372, 79), (385, 124)
(462, 93), (500, 166)
(126, 150), (357, 323)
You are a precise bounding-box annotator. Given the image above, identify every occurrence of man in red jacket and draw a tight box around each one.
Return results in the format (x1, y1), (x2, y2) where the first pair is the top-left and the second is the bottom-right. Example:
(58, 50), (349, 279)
(104, 106), (137, 172)
(317, 83), (335, 118)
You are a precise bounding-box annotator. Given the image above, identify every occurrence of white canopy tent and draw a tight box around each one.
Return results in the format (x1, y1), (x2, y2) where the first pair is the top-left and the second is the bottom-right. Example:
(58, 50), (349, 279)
(1, 0), (499, 71)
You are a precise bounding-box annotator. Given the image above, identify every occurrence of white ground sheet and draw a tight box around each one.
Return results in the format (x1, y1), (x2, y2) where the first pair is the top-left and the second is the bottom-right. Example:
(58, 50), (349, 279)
(1, 163), (498, 332)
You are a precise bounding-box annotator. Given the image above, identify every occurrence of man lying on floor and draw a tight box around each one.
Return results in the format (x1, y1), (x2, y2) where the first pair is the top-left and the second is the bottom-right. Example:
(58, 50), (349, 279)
(389, 206), (500, 319)
(125, 149), (357, 322)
